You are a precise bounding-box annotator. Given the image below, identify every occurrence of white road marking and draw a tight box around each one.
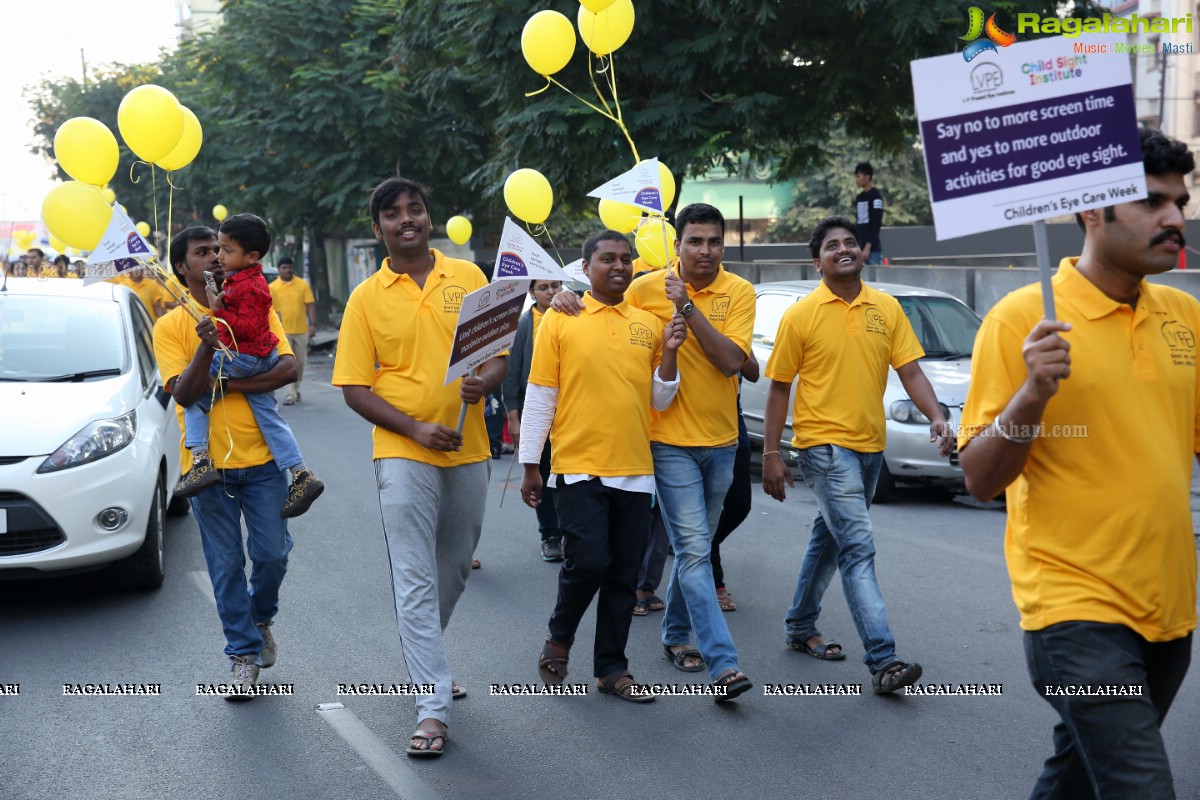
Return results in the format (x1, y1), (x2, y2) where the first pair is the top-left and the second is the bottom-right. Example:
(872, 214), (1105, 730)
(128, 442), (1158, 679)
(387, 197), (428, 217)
(189, 570), (217, 606)
(316, 703), (441, 800)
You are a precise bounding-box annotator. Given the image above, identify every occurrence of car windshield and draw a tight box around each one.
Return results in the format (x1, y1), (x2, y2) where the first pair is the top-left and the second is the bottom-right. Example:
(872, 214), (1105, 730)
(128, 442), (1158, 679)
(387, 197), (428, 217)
(896, 296), (981, 357)
(0, 296), (128, 381)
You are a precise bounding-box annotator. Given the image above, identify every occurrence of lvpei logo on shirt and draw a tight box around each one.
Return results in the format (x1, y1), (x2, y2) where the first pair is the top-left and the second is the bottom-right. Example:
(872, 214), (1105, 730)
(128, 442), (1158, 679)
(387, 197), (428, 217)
(1161, 320), (1197, 367)
(709, 296), (731, 323)
(960, 7), (1016, 62)
(628, 322), (654, 350)
(865, 308), (888, 335)
(443, 285), (466, 314)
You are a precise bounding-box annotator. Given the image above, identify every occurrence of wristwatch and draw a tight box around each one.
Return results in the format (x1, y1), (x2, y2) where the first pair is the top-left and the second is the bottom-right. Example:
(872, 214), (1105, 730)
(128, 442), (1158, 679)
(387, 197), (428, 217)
(679, 301), (696, 318)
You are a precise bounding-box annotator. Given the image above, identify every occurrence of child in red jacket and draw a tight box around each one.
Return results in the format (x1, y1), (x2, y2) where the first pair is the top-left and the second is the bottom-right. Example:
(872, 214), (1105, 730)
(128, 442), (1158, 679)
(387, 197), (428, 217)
(175, 213), (323, 518)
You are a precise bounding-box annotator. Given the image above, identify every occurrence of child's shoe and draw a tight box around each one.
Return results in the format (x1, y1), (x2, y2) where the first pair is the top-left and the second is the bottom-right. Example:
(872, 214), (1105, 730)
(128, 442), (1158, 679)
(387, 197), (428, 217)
(281, 469), (324, 518)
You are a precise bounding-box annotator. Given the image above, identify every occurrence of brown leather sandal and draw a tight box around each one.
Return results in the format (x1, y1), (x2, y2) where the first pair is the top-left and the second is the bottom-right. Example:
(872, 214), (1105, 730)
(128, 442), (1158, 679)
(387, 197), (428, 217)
(597, 671), (654, 703)
(538, 636), (569, 685)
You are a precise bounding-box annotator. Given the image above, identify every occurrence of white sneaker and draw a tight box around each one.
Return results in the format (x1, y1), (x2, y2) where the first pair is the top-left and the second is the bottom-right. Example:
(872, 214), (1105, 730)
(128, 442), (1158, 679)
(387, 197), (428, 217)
(257, 620), (277, 668)
(224, 654), (260, 702)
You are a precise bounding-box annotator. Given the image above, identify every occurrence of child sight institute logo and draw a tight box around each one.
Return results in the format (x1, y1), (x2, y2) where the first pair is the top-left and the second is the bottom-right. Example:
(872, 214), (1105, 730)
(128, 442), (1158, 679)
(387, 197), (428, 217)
(961, 7), (1016, 62)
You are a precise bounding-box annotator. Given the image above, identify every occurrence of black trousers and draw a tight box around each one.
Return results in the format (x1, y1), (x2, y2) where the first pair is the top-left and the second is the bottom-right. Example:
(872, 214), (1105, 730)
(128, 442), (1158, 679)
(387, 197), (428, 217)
(711, 442), (751, 590)
(1025, 621), (1191, 799)
(535, 439), (559, 541)
(548, 479), (651, 677)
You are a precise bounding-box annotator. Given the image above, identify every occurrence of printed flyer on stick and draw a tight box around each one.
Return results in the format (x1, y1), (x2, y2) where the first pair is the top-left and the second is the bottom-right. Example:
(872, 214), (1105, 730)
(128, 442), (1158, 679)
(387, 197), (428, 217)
(911, 33), (1145, 240)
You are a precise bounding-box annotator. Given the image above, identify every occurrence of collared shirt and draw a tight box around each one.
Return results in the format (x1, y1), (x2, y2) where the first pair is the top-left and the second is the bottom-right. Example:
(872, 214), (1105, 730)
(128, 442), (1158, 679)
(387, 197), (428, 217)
(332, 249), (492, 466)
(269, 276), (315, 335)
(153, 296), (294, 472)
(765, 280), (923, 452)
(524, 292), (668, 478)
(959, 258), (1200, 641)
(626, 265), (755, 447)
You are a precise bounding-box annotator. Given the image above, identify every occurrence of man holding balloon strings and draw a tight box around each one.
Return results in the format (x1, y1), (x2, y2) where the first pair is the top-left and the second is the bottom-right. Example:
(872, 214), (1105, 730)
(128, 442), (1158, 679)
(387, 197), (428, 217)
(553, 203), (757, 699)
(334, 177), (505, 757)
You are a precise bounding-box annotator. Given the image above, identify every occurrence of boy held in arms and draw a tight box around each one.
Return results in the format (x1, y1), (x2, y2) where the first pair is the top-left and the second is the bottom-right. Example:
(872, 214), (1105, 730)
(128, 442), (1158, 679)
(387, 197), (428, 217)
(174, 213), (324, 518)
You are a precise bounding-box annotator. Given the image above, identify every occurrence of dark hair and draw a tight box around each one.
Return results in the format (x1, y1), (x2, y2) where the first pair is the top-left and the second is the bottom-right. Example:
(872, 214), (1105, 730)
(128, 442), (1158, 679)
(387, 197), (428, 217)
(809, 215), (861, 259)
(1076, 127), (1196, 229)
(169, 226), (217, 280)
(582, 230), (631, 262)
(528, 278), (561, 292)
(854, 162), (873, 178)
(53, 254), (70, 267)
(278, 256), (295, 267)
(27, 247), (44, 257)
(369, 177), (432, 226)
(218, 213), (271, 259)
(675, 203), (725, 237)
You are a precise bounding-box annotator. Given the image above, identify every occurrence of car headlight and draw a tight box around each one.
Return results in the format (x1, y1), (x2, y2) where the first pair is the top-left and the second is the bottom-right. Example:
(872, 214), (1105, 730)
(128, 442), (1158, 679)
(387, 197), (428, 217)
(37, 411), (137, 473)
(889, 400), (950, 425)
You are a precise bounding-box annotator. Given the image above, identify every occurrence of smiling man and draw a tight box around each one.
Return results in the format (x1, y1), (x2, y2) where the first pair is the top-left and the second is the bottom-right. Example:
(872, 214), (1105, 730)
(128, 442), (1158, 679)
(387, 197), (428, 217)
(520, 230), (685, 703)
(333, 177), (506, 758)
(762, 215), (952, 695)
(958, 128), (1199, 797)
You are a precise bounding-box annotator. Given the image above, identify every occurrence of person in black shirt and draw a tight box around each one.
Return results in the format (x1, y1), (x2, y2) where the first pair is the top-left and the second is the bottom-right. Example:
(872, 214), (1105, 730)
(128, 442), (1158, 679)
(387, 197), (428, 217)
(854, 162), (884, 266)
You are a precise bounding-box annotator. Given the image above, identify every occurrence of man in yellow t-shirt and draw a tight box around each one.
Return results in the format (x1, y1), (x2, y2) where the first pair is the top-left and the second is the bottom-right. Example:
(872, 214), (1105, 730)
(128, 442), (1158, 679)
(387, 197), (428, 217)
(762, 215), (952, 695)
(519, 231), (684, 702)
(124, 267), (173, 322)
(332, 177), (506, 758)
(551, 204), (756, 698)
(154, 226), (298, 699)
(269, 256), (316, 405)
(958, 128), (1198, 797)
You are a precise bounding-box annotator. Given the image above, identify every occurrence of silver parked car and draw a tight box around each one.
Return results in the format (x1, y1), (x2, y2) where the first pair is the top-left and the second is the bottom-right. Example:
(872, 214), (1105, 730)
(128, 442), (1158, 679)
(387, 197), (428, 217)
(740, 280), (981, 502)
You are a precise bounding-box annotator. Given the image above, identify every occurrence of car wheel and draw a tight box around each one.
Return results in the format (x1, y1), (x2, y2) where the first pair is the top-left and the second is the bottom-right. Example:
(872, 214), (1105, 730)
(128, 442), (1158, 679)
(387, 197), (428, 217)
(114, 475), (166, 590)
(166, 488), (190, 517)
(872, 462), (895, 504)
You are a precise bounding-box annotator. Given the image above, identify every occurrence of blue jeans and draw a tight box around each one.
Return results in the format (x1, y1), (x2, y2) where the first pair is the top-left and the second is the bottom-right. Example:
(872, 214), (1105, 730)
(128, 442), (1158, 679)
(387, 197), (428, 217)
(1025, 622), (1191, 799)
(183, 349), (303, 471)
(865, 249), (884, 266)
(190, 461), (293, 660)
(785, 443), (898, 671)
(652, 442), (740, 680)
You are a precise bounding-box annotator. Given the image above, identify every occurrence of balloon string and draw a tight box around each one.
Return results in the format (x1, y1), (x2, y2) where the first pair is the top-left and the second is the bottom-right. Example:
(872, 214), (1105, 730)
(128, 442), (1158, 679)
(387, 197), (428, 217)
(151, 166), (161, 249)
(524, 78), (552, 98)
(547, 77), (618, 122)
(525, 222), (567, 268)
(605, 54), (640, 163)
(128, 161), (146, 185)
(586, 51), (615, 118)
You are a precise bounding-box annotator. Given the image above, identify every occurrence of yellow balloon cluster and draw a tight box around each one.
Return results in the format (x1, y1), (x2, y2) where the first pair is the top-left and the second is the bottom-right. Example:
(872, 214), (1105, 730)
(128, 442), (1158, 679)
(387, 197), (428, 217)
(42, 182), (114, 251)
(446, 216), (473, 245)
(118, 85), (184, 163)
(504, 169), (554, 225)
(157, 106), (204, 172)
(53, 117), (119, 187)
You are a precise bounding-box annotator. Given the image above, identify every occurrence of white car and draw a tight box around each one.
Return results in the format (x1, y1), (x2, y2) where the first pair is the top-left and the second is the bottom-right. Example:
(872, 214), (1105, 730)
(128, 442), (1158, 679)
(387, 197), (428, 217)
(0, 277), (185, 588)
(741, 280), (980, 502)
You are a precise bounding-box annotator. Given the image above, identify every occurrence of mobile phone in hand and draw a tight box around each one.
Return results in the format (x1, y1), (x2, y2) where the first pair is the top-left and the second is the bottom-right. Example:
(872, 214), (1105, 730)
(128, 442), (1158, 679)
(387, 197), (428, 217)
(203, 271), (219, 297)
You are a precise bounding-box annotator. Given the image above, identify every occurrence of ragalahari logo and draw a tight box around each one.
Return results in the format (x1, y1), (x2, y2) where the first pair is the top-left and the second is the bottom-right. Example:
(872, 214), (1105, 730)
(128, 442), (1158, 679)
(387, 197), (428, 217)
(961, 7), (1016, 62)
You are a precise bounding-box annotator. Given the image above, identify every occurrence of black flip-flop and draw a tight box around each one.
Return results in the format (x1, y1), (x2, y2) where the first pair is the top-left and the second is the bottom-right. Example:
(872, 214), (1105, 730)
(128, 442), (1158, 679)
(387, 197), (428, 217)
(713, 669), (753, 703)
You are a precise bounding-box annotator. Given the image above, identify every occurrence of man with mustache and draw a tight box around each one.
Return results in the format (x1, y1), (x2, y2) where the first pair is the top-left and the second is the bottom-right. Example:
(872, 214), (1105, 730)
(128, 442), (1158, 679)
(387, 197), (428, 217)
(958, 127), (1199, 797)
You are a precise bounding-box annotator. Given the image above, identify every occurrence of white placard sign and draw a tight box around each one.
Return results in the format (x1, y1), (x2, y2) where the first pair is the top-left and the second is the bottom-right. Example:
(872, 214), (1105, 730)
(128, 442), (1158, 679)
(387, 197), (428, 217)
(492, 218), (575, 283)
(587, 157), (663, 213)
(444, 282), (526, 385)
(911, 33), (1145, 240)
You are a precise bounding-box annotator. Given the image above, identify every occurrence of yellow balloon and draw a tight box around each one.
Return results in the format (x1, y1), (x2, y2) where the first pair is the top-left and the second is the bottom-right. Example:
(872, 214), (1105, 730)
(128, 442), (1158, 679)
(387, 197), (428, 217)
(136, 221), (152, 238)
(598, 198), (642, 233)
(580, 0), (617, 11)
(634, 219), (676, 268)
(156, 106), (203, 171)
(577, 0), (635, 56)
(503, 169), (554, 225)
(117, 84), (184, 163)
(41, 182), (114, 251)
(53, 117), (119, 186)
(521, 10), (576, 76)
(213, 204), (229, 222)
(101, 187), (116, 204)
(446, 215), (473, 245)
(49, 235), (66, 253)
(641, 159), (676, 209)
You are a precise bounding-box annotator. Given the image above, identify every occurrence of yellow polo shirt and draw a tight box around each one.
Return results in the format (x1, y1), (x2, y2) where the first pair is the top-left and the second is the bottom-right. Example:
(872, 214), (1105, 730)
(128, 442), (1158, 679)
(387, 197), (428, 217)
(153, 298), (294, 472)
(269, 276), (315, 335)
(530, 293), (662, 476)
(627, 265), (755, 446)
(126, 277), (172, 322)
(959, 258), (1199, 641)
(332, 249), (492, 466)
(530, 306), (545, 344)
(765, 280), (923, 452)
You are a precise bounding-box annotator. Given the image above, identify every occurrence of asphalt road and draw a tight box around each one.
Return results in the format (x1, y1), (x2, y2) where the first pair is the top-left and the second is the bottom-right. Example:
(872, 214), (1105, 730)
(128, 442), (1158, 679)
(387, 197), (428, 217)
(3, 350), (1198, 800)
